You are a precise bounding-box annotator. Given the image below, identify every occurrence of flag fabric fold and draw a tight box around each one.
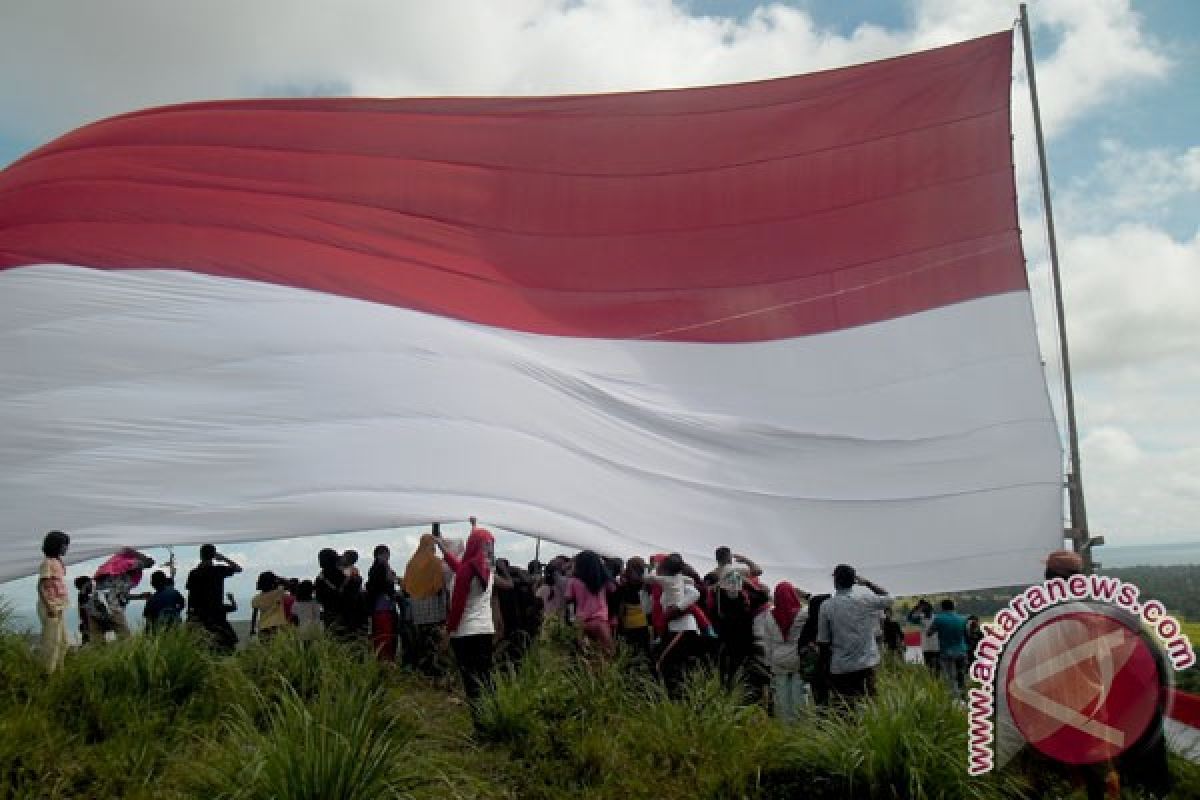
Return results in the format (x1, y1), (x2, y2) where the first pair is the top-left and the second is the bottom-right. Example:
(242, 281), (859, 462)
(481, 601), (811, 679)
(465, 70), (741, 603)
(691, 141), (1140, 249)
(0, 32), (1063, 591)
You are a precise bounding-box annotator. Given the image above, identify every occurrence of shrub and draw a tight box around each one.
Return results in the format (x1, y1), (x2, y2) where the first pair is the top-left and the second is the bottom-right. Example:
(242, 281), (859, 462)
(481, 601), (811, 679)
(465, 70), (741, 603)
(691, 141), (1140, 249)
(771, 663), (1030, 800)
(43, 626), (218, 742)
(475, 643), (786, 799)
(186, 680), (422, 800)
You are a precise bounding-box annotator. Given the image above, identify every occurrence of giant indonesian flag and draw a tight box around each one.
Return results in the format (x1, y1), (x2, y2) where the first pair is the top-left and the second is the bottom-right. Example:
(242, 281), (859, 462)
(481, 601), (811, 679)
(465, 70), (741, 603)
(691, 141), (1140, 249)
(0, 32), (1064, 591)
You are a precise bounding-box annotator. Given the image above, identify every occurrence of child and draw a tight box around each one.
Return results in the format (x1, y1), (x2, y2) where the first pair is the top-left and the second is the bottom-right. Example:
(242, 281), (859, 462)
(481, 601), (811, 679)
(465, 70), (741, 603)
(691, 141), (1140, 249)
(75, 575), (96, 645)
(340, 550), (361, 580)
(643, 553), (716, 637)
(564, 551), (615, 655)
(250, 571), (289, 641)
(37, 531), (71, 673)
(292, 580), (322, 639)
(143, 570), (185, 631)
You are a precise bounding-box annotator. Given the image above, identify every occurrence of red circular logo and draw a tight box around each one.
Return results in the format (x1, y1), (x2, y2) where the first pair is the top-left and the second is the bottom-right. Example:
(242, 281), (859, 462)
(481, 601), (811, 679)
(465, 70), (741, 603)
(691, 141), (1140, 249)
(1005, 610), (1160, 765)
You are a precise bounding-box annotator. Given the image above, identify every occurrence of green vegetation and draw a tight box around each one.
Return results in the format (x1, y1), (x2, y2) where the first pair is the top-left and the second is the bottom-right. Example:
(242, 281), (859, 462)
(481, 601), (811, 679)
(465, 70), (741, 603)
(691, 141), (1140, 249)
(0, 612), (1197, 799)
(927, 565), (1200, 622)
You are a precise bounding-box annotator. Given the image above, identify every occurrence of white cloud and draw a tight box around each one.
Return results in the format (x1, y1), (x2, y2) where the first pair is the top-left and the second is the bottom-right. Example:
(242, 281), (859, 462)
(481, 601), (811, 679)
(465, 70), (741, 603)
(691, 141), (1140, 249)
(1058, 140), (1200, 230)
(0, 0), (1168, 151)
(1026, 0), (1168, 136)
(1066, 345), (1200, 548)
(1082, 425), (1142, 466)
(1058, 225), (1200, 371)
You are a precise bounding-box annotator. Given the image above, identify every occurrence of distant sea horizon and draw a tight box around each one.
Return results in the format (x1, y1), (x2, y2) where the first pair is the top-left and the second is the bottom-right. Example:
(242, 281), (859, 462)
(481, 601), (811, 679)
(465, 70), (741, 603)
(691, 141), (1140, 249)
(1095, 540), (1200, 568)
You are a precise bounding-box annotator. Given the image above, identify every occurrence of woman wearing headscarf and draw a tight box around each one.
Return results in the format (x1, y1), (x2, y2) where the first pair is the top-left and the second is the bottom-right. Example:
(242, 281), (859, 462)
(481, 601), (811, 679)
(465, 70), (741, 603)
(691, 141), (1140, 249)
(753, 581), (809, 722)
(403, 530), (452, 674)
(441, 525), (496, 712)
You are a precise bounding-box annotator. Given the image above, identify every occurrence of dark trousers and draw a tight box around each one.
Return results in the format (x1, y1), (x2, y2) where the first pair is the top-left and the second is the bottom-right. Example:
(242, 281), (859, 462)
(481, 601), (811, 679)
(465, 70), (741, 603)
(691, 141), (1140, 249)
(193, 616), (237, 654)
(404, 623), (445, 676)
(940, 653), (967, 693)
(450, 633), (494, 701)
(657, 631), (705, 696)
(617, 626), (652, 662)
(830, 667), (877, 702)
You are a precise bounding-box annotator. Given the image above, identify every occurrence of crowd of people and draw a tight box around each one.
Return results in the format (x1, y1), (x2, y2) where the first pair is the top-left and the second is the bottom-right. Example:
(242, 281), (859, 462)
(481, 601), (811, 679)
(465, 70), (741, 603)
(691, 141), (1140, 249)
(33, 523), (980, 722)
(32, 530), (1178, 799)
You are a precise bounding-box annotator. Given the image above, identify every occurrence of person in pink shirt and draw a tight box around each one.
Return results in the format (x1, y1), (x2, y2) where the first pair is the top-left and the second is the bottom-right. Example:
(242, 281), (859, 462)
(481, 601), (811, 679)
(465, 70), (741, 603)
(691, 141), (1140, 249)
(565, 550), (615, 656)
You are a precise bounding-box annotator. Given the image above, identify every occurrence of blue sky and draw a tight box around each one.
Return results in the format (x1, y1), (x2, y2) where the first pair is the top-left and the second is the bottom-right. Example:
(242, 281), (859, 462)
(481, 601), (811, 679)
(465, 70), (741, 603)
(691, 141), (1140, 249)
(1, 1), (1198, 620)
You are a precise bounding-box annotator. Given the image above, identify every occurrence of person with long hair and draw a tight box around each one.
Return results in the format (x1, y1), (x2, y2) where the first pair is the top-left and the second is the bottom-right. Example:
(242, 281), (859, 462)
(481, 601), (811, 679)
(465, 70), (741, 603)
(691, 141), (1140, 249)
(754, 581), (808, 722)
(442, 524), (496, 714)
(36, 531), (71, 673)
(565, 550), (616, 655)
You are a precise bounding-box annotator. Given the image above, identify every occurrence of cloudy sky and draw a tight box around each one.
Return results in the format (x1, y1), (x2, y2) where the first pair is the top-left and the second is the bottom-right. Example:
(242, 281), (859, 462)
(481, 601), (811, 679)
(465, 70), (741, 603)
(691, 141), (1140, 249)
(1, 0), (1197, 616)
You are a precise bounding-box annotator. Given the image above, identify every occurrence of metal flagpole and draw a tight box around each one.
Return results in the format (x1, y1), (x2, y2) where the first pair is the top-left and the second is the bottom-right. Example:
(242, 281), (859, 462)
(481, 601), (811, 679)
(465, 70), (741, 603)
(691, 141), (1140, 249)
(1018, 4), (1100, 571)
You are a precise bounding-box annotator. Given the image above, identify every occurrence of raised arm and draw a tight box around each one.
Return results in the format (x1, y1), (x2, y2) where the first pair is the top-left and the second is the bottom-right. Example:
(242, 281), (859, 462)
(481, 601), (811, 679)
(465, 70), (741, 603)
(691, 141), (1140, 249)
(436, 538), (461, 572)
(216, 552), (243, 574)
(856, 576), (892, 610)
(733, 553), (763, 577)
(681, 564), (704, 588)
(855, 576), (888, 596)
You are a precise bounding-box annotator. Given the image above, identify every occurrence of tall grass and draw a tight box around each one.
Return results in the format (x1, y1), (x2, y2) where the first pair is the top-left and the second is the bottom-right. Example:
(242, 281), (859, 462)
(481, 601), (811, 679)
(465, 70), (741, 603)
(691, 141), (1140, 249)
(1, 620), (1194, 799)
(474, 647), (782, 799)
(186, 681), (421, 800)
(775, 663), (1030, 799)
(43, 625), (219, 742)
(228, 627), (385, 710)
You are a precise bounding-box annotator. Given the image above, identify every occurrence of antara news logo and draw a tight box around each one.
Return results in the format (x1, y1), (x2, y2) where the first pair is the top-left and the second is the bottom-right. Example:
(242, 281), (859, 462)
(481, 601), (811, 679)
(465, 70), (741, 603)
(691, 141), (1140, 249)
(967, 573), (1196, 775)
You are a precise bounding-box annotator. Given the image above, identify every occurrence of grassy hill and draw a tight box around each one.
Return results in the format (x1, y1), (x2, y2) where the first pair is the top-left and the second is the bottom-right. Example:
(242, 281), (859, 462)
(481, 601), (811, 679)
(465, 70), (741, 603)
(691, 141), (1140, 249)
(2, 609), (1199, 799)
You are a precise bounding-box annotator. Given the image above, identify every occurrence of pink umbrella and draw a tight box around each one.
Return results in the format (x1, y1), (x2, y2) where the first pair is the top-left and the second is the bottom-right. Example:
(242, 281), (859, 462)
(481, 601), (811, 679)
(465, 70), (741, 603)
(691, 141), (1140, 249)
(94, 547), (150, 588)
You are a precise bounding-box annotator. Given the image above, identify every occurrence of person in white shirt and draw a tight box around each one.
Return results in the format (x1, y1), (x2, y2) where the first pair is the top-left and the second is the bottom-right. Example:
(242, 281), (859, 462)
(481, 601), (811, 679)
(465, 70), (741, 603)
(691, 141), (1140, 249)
(754, 581), (809, 722)
(906, 598), (940, 673)
(440, 524), (496, 716)
(816, 564), (892, 702)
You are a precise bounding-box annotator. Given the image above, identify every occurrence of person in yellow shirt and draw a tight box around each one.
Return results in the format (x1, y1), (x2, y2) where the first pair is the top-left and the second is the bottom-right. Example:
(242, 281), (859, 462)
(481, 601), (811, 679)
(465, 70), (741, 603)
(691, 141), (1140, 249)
(250, 572), (290, 641)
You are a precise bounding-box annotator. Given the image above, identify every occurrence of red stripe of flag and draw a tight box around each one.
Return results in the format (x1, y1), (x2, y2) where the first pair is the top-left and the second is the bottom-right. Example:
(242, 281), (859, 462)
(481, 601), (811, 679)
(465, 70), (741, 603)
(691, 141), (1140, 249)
(0, 33), (1021, 341)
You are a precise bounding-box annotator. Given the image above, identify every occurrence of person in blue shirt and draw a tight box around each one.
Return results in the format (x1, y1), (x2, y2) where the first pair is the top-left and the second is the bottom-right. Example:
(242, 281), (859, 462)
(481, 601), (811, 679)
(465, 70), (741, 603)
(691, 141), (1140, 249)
(142, 570), (185, 632)
(927, 598), (968, 695)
